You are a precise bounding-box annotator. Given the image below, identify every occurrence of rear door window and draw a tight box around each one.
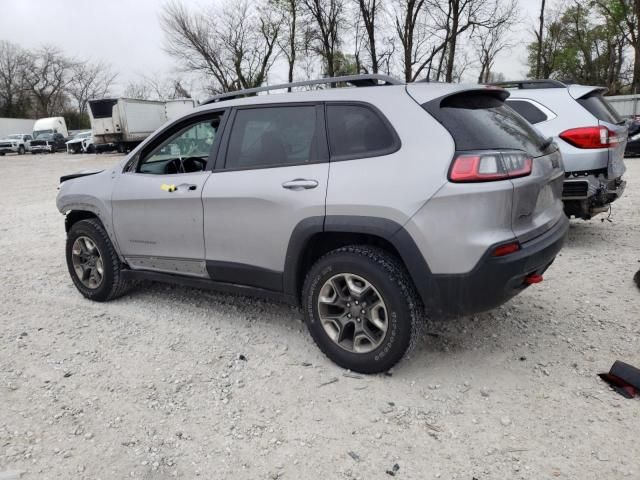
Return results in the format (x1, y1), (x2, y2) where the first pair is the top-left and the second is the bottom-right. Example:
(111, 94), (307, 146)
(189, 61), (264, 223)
(577, 93), (623, 124)
(225, 105), (320, 169)
(423, 91), (548, 156)
(506, 100), (549, 124)
(326, 104), (399, 160)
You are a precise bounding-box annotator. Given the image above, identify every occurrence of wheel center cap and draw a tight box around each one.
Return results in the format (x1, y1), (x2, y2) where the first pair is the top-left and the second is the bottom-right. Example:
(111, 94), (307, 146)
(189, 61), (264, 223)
(349, 305), (361, 318)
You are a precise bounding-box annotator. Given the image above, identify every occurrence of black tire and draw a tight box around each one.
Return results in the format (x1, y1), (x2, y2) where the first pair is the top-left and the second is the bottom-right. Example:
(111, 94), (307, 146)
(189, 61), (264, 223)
(31, 151), (36, 155)
(0, 152), (4, 156)
(87, 144), (95, 154)
(18, 145), (25, 155)
(302, 245), (423, 374)
(66, 218), (129, 302)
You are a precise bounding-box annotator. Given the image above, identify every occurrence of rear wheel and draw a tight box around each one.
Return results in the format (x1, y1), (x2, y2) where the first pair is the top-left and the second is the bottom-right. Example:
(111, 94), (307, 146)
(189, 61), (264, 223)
(18, 145), (25, 155)
(66, 219), (129, 301)
(302, 245), (422, 374)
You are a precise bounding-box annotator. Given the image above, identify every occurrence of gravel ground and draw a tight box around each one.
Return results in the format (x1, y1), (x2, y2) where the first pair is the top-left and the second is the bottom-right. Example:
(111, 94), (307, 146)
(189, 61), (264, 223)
(1, 152), (639, 480)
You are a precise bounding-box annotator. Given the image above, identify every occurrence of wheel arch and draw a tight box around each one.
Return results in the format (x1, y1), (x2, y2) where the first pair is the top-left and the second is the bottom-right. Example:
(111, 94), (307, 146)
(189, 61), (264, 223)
(283, 215), (438, 308)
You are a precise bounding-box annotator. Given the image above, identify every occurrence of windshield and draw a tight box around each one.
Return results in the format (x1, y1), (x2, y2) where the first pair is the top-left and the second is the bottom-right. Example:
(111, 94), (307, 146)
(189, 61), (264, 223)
(33, 130), (53, 139)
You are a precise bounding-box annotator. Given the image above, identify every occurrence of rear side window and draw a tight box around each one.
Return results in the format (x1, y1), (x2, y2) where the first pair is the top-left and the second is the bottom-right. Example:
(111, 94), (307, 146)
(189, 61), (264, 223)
(423, 91), (548, 156)
(577, 93), (622, 124)
(326, 104), (398, 160)
(506, 100), (548, 124)
(226, 106), (319, 169)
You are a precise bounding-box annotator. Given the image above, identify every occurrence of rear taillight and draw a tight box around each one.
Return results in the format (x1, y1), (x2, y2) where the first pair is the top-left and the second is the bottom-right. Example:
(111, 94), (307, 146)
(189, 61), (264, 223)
(449, 151), (532, 183)
(559, 126), (621, 149)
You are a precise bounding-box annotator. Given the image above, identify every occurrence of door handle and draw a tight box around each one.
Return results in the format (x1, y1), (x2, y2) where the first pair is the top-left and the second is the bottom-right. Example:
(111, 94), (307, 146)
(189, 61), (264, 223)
(282, 179), (319, 190)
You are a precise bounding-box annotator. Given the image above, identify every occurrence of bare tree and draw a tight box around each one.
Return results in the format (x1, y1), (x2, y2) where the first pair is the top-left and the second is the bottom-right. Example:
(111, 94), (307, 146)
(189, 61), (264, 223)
(356, 0), (383, 73)
(438, 0), (517, 82)
(161, 0), (281, 93)
(393, 0), (437, 82)
(474, 7), (517, 83)
(534, 0), (546, 78)
(303, 0), (346, 78)
(272, 0), (302, 90)
(68, 61), (117, 115)
(123, 80), (152, 100)
(0, 41), (33, 117)
(24, 46), (72, 117)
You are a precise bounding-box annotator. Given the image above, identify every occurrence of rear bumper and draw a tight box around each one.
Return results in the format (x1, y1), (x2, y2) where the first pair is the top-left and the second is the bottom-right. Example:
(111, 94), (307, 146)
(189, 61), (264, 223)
(430, 216), (569, 316)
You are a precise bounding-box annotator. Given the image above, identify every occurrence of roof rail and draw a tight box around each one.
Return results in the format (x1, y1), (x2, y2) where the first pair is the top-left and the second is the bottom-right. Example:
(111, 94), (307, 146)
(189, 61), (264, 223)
(489, 79), (567, 90)
(201, 74), (403, 105)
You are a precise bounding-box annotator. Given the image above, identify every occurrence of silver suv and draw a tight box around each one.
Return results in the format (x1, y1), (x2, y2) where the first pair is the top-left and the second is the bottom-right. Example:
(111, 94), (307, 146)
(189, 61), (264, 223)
(57, 75), (568, 373)
(494, 80), (627, 219)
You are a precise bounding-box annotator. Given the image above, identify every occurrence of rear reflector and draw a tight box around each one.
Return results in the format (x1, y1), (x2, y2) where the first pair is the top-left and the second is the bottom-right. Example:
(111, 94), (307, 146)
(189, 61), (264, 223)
(559, 126), (621, 149)
(492, 242), (520, 257)
(449, 151), (532, 182)
(524, 273), (543, 285)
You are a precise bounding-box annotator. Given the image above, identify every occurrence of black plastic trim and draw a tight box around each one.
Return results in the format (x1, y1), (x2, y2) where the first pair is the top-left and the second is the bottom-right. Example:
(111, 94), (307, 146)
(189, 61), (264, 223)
(206, 260), (283, 292)
(121, 269), (295, 305)
(430, 216), (569, 316)
(59, 170), (103, 183)
(283, 216), (325, 297)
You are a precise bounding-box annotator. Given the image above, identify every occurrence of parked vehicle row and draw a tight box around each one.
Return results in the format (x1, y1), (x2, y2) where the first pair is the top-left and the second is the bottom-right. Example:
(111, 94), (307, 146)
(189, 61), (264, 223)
(57, 74), (571, 373)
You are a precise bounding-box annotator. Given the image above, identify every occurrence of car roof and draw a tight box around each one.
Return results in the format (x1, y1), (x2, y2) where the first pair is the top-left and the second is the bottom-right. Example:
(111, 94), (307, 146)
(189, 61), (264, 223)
(192, 82), (502, 113)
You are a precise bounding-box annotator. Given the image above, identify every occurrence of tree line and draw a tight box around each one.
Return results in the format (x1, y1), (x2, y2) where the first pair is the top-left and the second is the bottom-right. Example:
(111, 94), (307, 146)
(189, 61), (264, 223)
(531, 0), (640, 95)
(1, 0), (638, 125)
(0, 41), (117, 128)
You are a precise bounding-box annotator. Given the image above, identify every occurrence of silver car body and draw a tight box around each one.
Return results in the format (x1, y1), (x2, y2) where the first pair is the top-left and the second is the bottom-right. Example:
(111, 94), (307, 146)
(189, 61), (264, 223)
(57, 79), (568, 315)
(503, 82), (627, 218)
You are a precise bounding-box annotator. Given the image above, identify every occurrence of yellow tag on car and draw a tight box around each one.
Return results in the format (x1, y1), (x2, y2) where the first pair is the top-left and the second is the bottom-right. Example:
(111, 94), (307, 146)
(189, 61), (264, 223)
(161, 184), (176, 192)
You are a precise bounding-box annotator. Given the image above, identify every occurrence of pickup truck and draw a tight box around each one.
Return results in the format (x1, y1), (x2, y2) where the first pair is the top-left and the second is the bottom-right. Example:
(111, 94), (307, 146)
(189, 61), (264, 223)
(0, 133), (32, 155)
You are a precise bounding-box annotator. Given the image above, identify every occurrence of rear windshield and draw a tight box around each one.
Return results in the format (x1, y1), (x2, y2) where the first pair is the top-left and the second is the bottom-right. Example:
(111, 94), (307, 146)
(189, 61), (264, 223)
(423, 91), (548, 156)
(577, 92), (622, 125)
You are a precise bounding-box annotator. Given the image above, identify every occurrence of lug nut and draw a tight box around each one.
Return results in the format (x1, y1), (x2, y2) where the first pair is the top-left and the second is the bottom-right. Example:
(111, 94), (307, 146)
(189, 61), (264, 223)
(355, 301), (359, 305)
(356, 317), (361, 322)
(346, 302), (351, 307)
(361, 310), (365, 314)
(347, 313), (352, 318)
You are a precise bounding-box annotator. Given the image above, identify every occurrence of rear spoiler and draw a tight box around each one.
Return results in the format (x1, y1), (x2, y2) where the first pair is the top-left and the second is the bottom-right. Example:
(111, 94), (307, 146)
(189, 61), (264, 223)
(568, 85), (608, 100)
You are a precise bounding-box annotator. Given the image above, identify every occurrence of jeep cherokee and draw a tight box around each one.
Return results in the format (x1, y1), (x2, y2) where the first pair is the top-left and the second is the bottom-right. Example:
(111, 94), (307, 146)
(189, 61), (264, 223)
(57, 74), (569, 373)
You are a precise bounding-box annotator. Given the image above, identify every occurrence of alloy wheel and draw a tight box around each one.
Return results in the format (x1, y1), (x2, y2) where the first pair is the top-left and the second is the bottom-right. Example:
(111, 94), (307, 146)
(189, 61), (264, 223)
(71, 236), (104, 289)
(317, 273), (388, 353)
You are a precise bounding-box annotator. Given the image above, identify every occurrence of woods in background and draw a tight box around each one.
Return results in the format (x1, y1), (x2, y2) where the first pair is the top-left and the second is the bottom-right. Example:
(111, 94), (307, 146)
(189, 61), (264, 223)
(1, 0), (639, 123)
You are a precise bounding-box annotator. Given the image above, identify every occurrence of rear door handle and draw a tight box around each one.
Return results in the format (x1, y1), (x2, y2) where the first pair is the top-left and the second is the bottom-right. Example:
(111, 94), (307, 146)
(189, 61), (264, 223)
(282, 179), (319, 190)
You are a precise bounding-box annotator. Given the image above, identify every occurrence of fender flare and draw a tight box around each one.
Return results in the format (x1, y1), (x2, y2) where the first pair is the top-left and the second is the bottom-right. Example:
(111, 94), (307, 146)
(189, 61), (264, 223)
(282, 215), (438, 309)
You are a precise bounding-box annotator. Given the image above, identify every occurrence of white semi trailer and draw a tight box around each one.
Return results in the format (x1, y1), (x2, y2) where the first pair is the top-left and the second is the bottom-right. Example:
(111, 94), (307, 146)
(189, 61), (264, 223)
(88, 98), (195, 152)
(0, 117), (36, 139)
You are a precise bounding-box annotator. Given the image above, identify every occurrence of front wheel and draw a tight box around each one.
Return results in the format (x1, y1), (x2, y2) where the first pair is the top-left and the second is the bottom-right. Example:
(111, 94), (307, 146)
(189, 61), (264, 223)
(302, 245), (423, 374)
(18, 145), (25, 155)
(66, 219), (129, 301)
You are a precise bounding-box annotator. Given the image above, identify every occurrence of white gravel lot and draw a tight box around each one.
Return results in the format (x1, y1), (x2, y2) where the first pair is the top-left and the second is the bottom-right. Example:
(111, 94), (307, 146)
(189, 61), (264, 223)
(1, 151), (639, 480)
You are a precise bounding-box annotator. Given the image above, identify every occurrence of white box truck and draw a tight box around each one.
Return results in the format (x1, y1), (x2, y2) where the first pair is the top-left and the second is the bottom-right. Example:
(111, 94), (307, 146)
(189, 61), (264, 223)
(0, 117), (36, 139)
(88, 98), (195, 153)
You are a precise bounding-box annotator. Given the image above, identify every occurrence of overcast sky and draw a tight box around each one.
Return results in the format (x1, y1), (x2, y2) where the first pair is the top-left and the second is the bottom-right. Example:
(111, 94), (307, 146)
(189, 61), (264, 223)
(0, 0), (540, 96)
